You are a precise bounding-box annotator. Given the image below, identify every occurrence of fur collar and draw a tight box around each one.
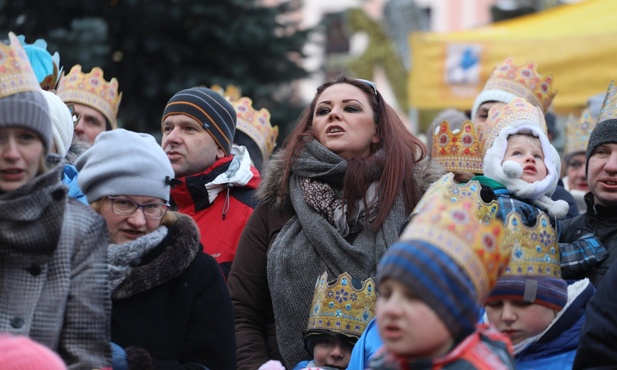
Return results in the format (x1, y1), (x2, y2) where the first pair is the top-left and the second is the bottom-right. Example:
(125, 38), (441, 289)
(257, 148), (444, 213)
(113, 214), (201, 299)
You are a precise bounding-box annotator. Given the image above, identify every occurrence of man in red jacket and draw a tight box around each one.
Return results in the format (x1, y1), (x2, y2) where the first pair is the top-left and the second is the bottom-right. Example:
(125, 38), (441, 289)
(161, 87), (261, 278)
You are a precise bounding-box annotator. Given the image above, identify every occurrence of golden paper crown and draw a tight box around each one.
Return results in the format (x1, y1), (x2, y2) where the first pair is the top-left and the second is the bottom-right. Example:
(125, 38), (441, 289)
(232, 97), (279, 160)
(411, 172), (499, 225)
(210, 84), (241, 102)
(484, 58), (556, 113)
(56, 65), (122, 128)
(402, 193), (510, 300)
(432, 120), (483, 174)
(564, 109), (597, 155)
(0, 32), (41, 98)
(501, 211), (560, 279)
(17, 35), (61, 91)
(480, 97), (547, 158)
(305, 271), (377, 339)
(597, 80), (617, 124)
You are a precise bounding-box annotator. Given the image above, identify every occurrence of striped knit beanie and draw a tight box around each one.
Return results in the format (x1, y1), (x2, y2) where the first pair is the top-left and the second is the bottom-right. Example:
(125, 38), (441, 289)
(162, 87), (236, 155)
(377, 239), (479, 342)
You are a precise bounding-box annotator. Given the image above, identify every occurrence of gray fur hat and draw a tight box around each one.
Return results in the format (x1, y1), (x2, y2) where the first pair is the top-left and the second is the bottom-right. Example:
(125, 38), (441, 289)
(76, 128), (174, 203)
(0, 91), (52, 152)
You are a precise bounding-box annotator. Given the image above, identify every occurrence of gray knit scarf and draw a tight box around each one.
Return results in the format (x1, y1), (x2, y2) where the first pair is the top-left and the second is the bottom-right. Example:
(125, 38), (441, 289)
(108, 226), (168, 293)
(0, 163), (66, 262)
(267, 140), (408, 368)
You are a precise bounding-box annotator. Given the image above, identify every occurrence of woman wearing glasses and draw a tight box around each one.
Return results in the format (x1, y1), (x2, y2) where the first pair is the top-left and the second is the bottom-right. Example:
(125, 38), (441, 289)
(228, 75), (443, 369)
(76, 128), (236, 370)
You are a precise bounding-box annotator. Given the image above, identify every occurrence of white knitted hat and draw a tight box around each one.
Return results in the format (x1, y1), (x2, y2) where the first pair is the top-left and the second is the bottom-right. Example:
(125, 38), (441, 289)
(42, 90), (73, 157)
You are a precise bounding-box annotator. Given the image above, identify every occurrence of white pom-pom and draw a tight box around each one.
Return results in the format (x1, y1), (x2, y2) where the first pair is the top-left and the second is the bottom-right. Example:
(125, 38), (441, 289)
(502, 160), (523, 179)
(258, 360), (286, 370)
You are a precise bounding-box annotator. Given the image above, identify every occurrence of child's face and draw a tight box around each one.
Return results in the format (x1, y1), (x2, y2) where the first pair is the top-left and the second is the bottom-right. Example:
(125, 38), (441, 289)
(377, 279), (453, 358)
(312, 336), (353, 368)
(503, 135), (548, 184)
(485, 299), (556, 345)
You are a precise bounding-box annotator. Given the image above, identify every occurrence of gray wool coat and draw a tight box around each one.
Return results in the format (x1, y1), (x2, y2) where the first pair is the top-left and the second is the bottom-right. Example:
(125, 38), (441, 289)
(0, 164), (112, 369)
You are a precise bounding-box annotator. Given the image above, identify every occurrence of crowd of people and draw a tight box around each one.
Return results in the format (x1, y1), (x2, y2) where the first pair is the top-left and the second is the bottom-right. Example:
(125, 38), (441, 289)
(1, 28), (617, 370)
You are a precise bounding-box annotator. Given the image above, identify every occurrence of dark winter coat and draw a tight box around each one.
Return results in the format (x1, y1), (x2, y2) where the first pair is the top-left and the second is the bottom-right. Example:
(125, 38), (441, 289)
(559, 192), (617, 288)
(111, 215), (236, 370)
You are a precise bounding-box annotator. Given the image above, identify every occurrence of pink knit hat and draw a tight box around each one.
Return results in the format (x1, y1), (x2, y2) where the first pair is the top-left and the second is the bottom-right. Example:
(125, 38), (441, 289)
(0, 334), (66, 369)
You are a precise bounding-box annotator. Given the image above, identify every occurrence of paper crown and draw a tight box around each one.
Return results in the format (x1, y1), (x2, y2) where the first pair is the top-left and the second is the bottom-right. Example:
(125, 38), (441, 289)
(432, 120), (483, 174)
(597, 80), (617, 124)
(0, 32), (42, 98)
(17, 35), (61, 91)
(56, 65), (122, 128)
(483, 58), (556, 113)
(501, 211), (560, 279)
(233, 97), (278, 161)
(305, 271), (377, 340)
(564, 109), (597, 155)
(411, 172), (499, 225)
(210, 84), (241, 102)
(480, 97), (547, 158)
(403, 193), (510, 301)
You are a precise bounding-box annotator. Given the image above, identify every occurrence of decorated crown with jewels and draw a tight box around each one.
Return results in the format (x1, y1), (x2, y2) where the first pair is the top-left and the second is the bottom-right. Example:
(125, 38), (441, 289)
(597, 80), (617, 124)
(484, 58), (556, 113)
(432, 120), (483, 174)
(56, 64), (122, 128)
(403, 193), (510, 301)
(411, 172), (499, 225)
(233, 97), (278, 161)
(564, 109), (597, 155)
(305, 271), (377, 340)
(501, 211), (560, 279)
(481, 97), (547, 158)
(0, 32), (42, 98)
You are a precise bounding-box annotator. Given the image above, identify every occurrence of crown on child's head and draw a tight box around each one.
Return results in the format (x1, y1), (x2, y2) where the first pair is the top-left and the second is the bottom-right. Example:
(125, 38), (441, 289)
(56, 65), (122, 128)
(411, 172), (499, 225)
(487, 211), (567, 311)
(0, 32), (41, 99)
(480, 97), (547, 158)
(483, 58), (556, 114)
(305, 271), (377, 341)
(403, 193), (510, 301)
(564, 109), (597, 156)
(501, 211), (560, 279)
(232, 97), (279, 160)
(597, 80), (617, 124)
(432, 120), (483, 174)
(17, 35), (61, 91)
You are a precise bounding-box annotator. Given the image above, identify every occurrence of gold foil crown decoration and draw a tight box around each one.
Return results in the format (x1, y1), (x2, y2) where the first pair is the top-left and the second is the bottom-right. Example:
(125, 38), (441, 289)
(432, 120), (483, 174)
(402, 194), (510, 301)
(564, 109), (597, 155)
(305, 271), (377, 340)
(501, 211), (560, 279)
(56, 65), (122, 128)
(0, 32), (41, 98)
(481, 97), (547, 158)
(484, 58), (556, 113)
(597, 80), (617, 124)
(232, 97), (279, 160)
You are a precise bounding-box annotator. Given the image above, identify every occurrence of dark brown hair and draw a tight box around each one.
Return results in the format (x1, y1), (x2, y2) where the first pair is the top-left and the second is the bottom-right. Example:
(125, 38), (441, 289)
(280, 75), (427, 228)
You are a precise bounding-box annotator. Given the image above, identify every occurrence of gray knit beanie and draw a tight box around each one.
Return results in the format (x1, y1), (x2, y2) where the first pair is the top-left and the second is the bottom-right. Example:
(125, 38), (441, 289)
(0, 91), (52, 152)
(76, 128), (174, 203)
(586, 119), (617, 176)
(162, 87), (236, 156)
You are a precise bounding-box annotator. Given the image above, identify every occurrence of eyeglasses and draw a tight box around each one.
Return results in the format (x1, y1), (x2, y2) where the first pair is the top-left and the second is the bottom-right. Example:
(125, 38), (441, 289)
(107, 196), (169, 220)
(357, 79), (378, 96)
(66, 103), (83, 128)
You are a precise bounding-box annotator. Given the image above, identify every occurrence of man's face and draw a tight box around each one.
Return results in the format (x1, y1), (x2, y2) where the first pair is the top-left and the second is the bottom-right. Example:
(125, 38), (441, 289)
(161, 114), (224, 178)
(72, 103), (107, 144)
(588, 143), (617, 206)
